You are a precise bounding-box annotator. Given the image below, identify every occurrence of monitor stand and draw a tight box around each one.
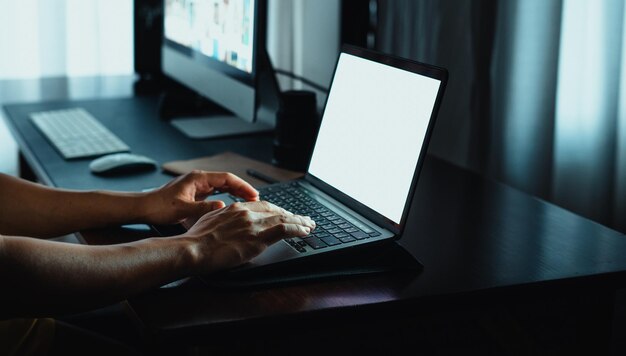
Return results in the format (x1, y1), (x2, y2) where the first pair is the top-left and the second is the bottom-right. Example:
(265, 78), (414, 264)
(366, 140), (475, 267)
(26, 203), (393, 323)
(170, 116), (272, 139)
(162, 50), (281, 140)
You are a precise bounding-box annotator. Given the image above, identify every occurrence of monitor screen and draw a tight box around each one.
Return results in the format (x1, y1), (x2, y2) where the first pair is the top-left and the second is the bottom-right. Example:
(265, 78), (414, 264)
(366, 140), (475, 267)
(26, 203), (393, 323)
(308, 52), (442, 225)
(164, 0), (255, 74)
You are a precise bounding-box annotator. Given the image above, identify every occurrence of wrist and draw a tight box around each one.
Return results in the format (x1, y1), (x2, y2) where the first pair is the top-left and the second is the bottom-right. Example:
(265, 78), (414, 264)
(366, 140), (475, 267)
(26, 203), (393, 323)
(173, 234), (203, 276)
(145, 235), (198, 278)
(133, 191), (158, 224)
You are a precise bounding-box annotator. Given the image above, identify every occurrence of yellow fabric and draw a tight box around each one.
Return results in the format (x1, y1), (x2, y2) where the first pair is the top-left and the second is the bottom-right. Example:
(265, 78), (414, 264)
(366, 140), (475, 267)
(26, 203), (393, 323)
(0, 318), (55, 356)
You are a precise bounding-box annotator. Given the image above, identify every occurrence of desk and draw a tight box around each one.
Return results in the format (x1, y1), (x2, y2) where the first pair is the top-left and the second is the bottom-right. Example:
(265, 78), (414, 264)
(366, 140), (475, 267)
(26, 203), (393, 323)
(4, 77), (626, 355)
(2, 77), (274, 191)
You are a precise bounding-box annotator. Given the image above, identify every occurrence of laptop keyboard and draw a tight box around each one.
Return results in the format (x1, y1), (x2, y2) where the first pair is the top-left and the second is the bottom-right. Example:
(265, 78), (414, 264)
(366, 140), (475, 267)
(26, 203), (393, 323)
(258, 182), (381, 253)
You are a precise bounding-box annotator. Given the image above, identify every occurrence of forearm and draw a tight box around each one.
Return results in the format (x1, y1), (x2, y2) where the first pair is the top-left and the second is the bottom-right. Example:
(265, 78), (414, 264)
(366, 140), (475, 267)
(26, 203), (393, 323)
(0, 174), (149, 238)
(0, 234), (193, 318)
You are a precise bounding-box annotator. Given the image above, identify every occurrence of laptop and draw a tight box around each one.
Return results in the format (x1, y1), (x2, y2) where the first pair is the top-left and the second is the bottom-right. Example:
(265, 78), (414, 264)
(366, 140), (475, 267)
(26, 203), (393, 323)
(174, 45), (448, 279)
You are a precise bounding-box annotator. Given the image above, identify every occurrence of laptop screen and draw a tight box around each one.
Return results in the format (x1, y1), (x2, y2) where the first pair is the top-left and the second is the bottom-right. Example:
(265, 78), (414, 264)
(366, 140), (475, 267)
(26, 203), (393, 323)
(308, 52), (442, 225)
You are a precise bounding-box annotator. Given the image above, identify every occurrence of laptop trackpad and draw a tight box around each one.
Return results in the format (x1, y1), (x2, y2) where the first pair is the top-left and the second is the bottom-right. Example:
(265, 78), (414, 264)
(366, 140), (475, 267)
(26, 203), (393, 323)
(243, 241), (301, 269)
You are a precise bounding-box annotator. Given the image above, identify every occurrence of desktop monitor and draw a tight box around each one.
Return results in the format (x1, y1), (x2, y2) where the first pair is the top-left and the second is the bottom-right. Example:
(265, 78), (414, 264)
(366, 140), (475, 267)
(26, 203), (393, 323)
(161, 0), (279, 138)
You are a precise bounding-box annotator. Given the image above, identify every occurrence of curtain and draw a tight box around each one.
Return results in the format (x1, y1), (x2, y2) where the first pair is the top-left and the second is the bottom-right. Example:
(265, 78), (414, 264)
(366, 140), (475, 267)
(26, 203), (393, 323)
(0, 0), (133, 176)
(377, 0), (626, 233)
(267, 0), (340, 106)
(0, 0), (133, 79)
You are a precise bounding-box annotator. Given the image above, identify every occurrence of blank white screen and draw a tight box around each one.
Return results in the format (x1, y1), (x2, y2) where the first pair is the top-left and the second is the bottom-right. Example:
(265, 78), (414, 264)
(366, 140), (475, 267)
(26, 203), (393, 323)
(308, 53), (441, 224)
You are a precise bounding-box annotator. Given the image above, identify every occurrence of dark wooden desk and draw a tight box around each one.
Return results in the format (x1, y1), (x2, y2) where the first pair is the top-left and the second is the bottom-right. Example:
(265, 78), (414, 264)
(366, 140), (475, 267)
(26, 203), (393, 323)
(4, 77), (626, 355)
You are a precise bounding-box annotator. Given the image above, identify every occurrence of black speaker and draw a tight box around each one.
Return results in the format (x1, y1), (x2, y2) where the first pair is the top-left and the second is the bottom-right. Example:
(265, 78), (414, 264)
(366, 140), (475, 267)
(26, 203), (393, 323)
(273, 90), (320, 171)
(134, 0), (163, 93)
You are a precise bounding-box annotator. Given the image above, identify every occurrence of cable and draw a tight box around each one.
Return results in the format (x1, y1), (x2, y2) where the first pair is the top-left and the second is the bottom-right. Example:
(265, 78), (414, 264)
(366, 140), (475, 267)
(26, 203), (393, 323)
(274, 68), (330, 93)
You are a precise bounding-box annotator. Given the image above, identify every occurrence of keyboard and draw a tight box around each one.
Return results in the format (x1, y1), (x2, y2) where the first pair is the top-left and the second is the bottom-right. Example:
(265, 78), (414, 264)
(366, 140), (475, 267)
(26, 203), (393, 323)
(259, 182), (381, 252)
(30, 108), (130, 159)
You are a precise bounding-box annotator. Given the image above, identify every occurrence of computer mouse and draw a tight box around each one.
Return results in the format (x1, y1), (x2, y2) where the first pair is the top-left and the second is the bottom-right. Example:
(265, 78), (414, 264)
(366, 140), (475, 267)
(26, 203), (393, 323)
(89, 153), (158, 175)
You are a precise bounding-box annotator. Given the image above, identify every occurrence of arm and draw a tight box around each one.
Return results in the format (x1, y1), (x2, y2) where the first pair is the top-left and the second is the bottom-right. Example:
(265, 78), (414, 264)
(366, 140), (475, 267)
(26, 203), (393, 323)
(0, 171), (257, 238)
(0, 173), (151, 238)
(0, 201), (315, 318)
(0, 233), (192, 318)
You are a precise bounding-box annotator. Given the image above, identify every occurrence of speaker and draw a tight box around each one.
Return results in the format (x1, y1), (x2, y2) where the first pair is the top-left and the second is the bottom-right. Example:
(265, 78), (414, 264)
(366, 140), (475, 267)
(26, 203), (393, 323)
(273, 90), (320, 171)
(134, 0), (163, 82)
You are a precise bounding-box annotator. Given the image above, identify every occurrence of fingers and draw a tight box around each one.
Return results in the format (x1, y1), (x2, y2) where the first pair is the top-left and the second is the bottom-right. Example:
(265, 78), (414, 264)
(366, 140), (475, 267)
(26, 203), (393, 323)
(189, 171), (259, 201)
(221, 201), (315, 244)
(229, 200), (292, 215)
(187, 198), (314, 246)
(258, 223), (312, 244)
(251, 208), (315, 244)
(257, 214), (315, 230)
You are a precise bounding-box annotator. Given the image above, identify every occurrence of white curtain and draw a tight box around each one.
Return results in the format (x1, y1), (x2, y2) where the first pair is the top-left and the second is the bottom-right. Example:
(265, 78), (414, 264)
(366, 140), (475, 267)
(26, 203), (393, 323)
(0, 0), (134, 176)
(0, 0), (133, 79)
(267, 0), (340, 107)
(553, 0), (626, 227)
(377, 0), (626, 233)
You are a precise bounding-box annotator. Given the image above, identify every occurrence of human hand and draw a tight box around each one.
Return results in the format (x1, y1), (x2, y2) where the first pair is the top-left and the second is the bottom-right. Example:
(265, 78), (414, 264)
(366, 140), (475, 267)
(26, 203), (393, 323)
(181, 201), (315, 274)
(140, 171), (259, 226)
